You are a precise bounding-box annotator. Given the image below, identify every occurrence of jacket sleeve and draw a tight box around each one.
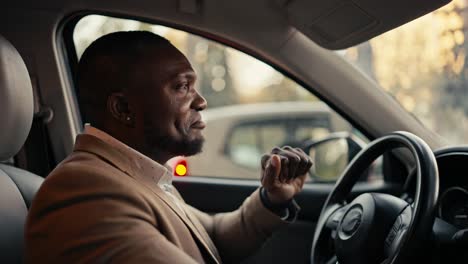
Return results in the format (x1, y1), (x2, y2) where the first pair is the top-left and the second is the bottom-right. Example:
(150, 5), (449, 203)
(25, 165), (199, 264)
(185, 188), (299, 263)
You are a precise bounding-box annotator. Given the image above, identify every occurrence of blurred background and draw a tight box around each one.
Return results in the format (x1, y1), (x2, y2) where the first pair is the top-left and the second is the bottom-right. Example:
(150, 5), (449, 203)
(344, 0), (468, 145)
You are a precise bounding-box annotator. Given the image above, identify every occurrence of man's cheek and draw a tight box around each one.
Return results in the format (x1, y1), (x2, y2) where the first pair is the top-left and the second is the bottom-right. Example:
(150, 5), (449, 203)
(172, 119), (188, 138)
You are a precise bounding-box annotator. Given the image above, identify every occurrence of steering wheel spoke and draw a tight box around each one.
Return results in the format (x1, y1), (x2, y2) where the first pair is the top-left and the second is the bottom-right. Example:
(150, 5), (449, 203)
(384, 205), (413, 258)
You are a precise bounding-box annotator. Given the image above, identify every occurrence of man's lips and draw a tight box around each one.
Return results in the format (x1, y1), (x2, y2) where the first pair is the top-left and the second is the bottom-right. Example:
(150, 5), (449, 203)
(190, 120), (206, 129)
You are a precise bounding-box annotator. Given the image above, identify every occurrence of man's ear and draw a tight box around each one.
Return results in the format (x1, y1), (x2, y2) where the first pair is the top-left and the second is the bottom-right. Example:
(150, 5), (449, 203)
(107, 93), (136, 128)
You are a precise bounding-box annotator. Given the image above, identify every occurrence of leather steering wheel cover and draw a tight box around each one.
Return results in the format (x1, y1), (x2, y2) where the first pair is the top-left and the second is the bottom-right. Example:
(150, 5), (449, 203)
(311, 131), (439, 263)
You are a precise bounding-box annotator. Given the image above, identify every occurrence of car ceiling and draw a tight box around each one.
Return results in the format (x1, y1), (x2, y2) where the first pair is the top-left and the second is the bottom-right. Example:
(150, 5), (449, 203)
(0, 0), (448, 161)
(6, 0), (450, 49)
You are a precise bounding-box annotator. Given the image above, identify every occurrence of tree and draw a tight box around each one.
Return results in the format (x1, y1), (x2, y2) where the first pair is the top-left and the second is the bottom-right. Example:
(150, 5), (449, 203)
(344, 0), (468, 144)
(185, 36), (239, 108)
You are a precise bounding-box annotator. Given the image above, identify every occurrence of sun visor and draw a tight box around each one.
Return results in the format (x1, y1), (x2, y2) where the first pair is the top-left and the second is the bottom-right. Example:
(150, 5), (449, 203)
(278, 0), (451, 49)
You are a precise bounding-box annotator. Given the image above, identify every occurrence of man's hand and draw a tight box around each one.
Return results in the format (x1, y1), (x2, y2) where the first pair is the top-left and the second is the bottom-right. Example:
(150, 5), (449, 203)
(261, 146), (313, 205)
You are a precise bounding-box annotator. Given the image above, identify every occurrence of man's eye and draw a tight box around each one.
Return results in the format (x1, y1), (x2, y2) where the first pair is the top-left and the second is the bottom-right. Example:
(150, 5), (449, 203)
(176, 83), (189, 92)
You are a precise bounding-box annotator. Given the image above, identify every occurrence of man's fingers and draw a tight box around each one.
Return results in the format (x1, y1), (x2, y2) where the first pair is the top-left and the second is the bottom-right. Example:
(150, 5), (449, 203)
(271, 147), (282, 155)
(292, 147), (313, 175)
(295, 173), (308, 189)
(280, 156), (289, 182)
(283, 146), (300, 180)
(284, 146), (313, 176)
(263, 146), (313, 183)
(261, 147), (311, 201)
(262, 154), (281, 186)
(303, 148), (314, 172)
(306, 157), (313, 171)
(261, 154), (271, 170)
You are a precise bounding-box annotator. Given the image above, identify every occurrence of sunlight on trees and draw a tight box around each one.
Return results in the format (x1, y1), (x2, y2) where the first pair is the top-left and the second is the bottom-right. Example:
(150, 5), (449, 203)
(344, 0), (468, 144)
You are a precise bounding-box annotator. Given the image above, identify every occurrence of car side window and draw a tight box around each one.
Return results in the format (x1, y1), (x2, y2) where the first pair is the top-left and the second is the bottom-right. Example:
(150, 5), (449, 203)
(72, 15), (382, 183)
(226, 117), (331, 170)
(227, 122), (289, 170)
(228, 125), (266, 170)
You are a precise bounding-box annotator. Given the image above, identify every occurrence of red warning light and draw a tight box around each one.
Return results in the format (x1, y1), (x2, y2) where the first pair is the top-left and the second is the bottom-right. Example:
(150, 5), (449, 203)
(174, 160), (188, 176)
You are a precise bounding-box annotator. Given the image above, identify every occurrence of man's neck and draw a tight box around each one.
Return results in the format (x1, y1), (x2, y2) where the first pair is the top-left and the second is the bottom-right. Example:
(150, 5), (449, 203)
(145, 150), (171, 166)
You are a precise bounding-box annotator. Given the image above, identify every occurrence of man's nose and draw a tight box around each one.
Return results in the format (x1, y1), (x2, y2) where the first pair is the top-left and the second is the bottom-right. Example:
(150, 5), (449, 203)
(192, 91), (207, 111)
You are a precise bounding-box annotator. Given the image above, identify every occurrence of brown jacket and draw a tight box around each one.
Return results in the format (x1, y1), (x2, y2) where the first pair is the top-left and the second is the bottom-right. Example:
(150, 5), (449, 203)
(25, 134), (290, 263)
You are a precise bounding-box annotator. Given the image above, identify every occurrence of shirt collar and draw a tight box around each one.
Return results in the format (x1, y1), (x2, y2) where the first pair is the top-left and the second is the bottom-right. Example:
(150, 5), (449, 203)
(83, 124), (173, 185)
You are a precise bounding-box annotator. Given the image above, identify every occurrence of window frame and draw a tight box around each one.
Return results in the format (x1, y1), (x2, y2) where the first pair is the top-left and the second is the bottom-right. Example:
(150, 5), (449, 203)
(60, 12), (396, 183)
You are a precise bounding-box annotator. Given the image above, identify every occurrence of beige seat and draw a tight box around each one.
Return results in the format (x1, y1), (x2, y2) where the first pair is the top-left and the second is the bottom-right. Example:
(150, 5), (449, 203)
(0, 34), (44, 264)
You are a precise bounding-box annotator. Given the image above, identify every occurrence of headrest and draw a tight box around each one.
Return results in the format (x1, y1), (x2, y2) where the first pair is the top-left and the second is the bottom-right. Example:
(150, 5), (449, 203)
(0, 35), (33, 161)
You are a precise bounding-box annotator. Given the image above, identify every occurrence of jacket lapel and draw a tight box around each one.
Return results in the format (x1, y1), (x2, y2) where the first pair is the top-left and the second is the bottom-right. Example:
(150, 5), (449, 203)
(183, 206), (222, 261)
(73, 134), (221, 264)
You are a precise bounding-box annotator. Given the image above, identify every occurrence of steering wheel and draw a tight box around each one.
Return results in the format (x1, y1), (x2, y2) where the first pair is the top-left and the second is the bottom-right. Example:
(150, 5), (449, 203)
(311, 132), (439, 264)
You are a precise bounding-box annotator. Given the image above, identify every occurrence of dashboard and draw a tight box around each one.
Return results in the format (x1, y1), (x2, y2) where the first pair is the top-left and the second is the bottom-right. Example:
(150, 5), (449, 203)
(434, 148), (468, 229)
(438, 187), (468, 229)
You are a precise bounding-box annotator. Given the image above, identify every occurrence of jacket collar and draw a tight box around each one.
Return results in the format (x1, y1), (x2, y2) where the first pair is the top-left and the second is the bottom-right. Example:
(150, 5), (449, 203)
(82, 125), (172, 185)
(74, 134), (134, 177)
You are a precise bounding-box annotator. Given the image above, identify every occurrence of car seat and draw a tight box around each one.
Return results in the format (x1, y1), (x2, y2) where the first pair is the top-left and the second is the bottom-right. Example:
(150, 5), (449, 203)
(0, 34), (44, 264)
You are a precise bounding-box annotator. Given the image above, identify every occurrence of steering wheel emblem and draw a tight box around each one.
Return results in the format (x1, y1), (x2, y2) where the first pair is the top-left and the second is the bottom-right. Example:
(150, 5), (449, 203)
(340, 207), (362, 237)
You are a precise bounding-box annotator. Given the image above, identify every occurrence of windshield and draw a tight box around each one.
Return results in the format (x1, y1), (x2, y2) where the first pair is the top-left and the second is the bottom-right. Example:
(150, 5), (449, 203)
(341, 0), (468, 145)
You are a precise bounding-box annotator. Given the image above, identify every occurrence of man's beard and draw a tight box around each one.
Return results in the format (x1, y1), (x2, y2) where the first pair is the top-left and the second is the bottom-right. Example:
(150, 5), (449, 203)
(149, 133), (204, 157)
(143, 117), (204, 158)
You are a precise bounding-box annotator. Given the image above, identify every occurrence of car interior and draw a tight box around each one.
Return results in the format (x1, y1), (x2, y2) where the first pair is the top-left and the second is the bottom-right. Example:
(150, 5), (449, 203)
(2, 0), (468, 263)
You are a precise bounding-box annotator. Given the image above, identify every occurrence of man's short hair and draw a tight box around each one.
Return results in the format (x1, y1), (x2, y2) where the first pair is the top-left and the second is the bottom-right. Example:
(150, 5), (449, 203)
(77, 31), (171, 125)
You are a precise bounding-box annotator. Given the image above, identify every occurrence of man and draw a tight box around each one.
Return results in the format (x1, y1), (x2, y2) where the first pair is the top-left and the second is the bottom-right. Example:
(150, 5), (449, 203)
(25, 31), (312, 263)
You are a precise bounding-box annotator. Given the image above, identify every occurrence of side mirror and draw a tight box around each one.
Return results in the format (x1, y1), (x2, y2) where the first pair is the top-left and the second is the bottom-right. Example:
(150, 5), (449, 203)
(302, 132), (366, 182)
